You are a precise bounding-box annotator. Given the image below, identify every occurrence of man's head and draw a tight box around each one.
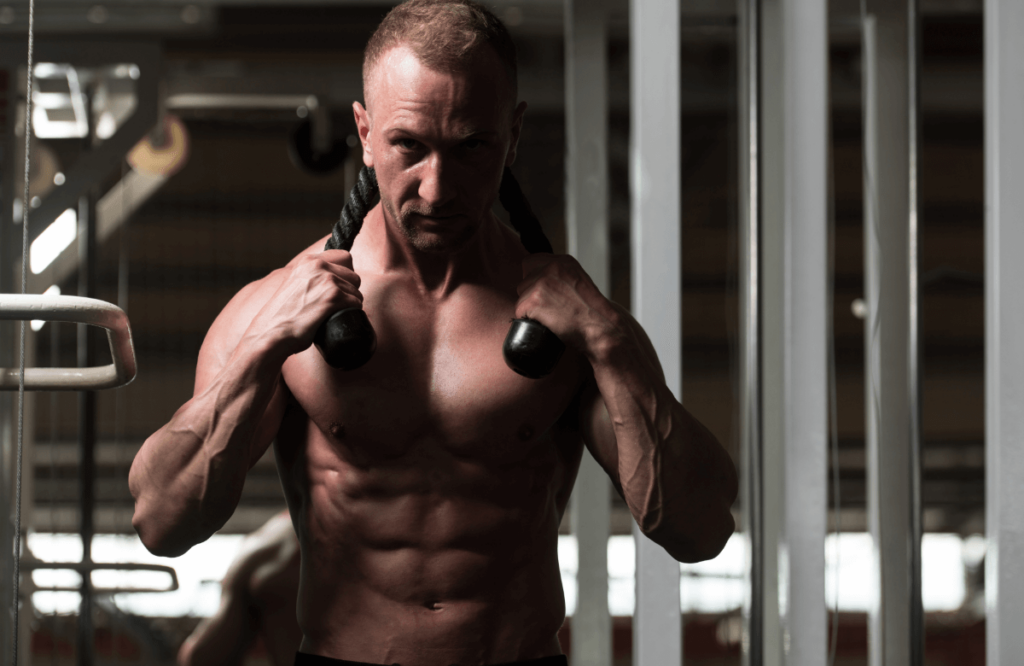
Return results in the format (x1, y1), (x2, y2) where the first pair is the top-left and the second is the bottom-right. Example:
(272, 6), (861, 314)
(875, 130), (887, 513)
(354, 0), (527, 254)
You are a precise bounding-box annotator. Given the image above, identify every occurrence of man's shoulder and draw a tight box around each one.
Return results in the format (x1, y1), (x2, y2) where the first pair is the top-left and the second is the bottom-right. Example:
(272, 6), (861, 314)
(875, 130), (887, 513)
(208, 270), (284, 340)
(209, 236), (330, 342)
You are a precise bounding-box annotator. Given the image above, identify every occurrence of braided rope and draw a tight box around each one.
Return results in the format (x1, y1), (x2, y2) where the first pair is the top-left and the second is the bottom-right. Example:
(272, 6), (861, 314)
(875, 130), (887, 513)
(499, 167), (552, 254)
(327, 166), (552, 255)
(326, 166), (379, 252)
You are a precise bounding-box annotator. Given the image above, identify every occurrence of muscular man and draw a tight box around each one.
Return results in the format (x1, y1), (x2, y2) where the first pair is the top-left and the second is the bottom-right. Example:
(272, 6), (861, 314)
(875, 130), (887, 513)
(129, 2), (738, 664)
(178, 511), (301, 666)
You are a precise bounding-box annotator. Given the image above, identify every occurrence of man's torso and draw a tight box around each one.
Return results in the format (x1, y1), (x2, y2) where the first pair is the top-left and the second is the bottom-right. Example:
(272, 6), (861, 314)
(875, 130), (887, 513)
(267, 229), (586, 664)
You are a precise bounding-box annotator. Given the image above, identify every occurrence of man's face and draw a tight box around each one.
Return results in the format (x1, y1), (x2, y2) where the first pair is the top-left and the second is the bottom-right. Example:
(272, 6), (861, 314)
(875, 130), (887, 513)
(355, 44), (527, 254)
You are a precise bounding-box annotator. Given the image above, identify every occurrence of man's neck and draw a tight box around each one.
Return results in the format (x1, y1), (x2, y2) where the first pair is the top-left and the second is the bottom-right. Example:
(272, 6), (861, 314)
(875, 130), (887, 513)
(360, 205), (497, 297)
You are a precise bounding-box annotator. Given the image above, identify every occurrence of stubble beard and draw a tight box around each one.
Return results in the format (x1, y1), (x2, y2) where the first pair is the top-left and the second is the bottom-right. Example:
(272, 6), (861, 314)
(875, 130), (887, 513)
(381, 194), (483, 255)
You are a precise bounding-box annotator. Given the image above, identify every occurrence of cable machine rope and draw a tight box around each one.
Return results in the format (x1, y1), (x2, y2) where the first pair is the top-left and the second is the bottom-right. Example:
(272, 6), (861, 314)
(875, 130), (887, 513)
(13, 0), (37, 662)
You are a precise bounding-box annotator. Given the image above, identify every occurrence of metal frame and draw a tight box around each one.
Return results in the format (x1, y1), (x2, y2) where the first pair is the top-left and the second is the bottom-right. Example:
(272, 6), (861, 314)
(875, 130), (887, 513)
(0, 40), (160, 246)
(738, 0), (763, 664)
(21, 561), (179, 595)
(565, 0), (612, 663)
(630, 0), (682, 663)
(0, 295), (136, 390)
(984, 0), (1024, 662)
(758, 1), (785, 662)
(861, 2), (922, 664)
(768, 0), (829, 663)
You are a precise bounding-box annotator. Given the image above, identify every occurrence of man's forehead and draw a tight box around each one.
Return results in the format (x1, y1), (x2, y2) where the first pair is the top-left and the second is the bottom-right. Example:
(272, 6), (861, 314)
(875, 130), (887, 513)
(364, 44), (513, 118)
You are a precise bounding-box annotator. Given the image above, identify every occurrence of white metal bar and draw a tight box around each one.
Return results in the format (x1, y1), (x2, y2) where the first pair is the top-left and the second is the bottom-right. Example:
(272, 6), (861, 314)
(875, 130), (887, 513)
(630, 0), (681, 663)
(737, 0), (763, 664)
(565, 0), (612, 663)
(0, 295), (136, 390)
(861, 3), (919, 665)
(985, 0), (1024, 663)
(565, 0), (609, 295)
(166, 93), (319, 110)
(906, 3), (923, 663)
(758, 0), (785, 663)
(780, 0), (829, 662)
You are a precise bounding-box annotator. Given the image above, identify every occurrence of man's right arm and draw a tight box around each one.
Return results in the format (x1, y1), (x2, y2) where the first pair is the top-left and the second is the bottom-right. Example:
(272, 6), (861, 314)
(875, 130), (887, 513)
(129, 246), (362, 557)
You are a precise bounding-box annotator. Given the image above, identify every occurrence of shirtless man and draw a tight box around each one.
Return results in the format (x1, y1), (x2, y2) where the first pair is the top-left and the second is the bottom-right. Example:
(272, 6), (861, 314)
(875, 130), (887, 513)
(129, 2), (738, 665)
(178, 511), (301, 666)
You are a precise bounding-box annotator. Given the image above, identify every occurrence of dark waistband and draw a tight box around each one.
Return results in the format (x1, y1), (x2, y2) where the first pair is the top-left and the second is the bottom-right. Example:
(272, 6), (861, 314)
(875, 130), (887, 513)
(294, 653), (568, 666)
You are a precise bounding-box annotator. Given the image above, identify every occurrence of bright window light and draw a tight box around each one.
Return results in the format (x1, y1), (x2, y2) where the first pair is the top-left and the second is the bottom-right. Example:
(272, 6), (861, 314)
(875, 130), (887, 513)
(824, 533), (967, 613)
(922, 534), (967, 611)
(31, 285), (61, 331)
(565, 532), (968, 617)
(825, 532), (877, 612)
(26, 531), (970, 618)
(30, 209), (76, 274)
(28, 533), (245, 617)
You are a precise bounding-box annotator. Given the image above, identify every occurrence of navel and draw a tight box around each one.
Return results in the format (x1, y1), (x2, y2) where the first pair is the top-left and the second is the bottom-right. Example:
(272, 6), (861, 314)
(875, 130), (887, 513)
(517, 423), (535, 442)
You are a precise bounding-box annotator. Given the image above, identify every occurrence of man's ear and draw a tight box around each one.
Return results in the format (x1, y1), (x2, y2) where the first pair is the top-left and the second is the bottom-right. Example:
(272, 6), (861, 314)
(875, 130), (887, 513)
(505, 101), (528, 168)
(353, 101), (374, 168)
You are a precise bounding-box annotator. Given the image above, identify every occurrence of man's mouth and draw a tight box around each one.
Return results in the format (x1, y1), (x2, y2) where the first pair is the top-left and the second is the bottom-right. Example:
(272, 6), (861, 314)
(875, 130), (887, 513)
(413, 212), (462, 222)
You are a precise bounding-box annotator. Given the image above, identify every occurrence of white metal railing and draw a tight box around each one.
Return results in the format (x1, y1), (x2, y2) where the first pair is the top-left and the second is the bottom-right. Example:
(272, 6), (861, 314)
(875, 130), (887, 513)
(0, 294), (136, 390)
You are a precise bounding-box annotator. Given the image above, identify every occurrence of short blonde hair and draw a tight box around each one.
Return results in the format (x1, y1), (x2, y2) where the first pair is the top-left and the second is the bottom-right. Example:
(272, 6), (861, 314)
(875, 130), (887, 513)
(363, 0), (518, 106)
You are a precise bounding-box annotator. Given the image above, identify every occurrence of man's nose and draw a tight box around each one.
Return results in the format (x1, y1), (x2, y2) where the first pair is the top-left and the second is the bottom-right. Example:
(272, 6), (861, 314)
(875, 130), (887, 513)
(417, 154), (457, 208)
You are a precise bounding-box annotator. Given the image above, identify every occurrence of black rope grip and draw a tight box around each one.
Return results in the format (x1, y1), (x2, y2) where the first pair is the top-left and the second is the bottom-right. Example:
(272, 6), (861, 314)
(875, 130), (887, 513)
(314, 166), (564, 378)
(314, 167), (380, 370)
(497, 167), (565, 379)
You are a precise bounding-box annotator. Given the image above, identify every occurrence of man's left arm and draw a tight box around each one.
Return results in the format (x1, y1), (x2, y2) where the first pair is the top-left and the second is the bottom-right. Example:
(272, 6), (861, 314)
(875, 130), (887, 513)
(517, 255), (738, 563)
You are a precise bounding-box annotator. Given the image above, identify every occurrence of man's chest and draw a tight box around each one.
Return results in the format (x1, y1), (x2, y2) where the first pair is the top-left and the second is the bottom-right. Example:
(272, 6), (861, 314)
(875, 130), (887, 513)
(280, 284), (582, 466)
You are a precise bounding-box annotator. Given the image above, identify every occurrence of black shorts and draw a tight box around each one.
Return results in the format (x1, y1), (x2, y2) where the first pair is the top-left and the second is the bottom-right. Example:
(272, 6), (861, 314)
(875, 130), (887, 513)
(293, 653), (568, 666)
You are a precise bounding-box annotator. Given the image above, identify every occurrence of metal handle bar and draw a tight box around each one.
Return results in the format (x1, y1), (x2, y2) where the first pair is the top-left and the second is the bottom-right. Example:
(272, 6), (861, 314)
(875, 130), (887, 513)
(0, 294), (137, 390)
(21, 561), (179, 594)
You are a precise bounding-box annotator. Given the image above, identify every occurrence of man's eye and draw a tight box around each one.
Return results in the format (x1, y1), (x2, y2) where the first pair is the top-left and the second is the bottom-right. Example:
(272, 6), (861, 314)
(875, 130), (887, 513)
(463, 139), (483, 150)
(398, 138), (418, 150)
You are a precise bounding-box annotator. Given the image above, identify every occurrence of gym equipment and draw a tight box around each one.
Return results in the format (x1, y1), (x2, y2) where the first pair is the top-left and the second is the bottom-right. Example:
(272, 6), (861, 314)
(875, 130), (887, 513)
(0, 294), (136, 391)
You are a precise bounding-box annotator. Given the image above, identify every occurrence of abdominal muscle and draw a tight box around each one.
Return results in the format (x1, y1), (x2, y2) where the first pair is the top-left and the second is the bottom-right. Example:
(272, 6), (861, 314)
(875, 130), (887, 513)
(277, 419), (577, 666)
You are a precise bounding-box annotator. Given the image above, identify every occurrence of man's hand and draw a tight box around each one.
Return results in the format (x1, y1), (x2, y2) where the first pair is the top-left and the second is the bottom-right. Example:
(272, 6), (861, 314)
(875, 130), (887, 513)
(518, 255), (737, 563)
(247, 249), (364, 358)
(130, 245), (359, 556)
(514, 254), (625, 359)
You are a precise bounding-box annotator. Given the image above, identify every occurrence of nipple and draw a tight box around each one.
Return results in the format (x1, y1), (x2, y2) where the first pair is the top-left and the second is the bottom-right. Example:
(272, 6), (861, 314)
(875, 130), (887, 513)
(328, 422), (346, 439)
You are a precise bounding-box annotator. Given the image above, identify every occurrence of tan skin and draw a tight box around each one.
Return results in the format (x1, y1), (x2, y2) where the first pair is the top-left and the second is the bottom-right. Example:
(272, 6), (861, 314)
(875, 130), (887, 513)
(178, 511), (302, 666)
(129, 44), (737, 665)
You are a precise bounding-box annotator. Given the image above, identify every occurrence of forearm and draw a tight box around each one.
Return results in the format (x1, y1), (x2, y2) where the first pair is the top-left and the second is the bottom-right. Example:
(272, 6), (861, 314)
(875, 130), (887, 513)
(130, 335), (288, 556)
(588, 333), (738, 562)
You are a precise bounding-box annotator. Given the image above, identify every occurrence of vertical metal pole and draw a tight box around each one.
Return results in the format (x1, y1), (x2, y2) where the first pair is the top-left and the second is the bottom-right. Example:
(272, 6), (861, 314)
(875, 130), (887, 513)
(76, 89), (97, 666)
(566, 0), (609, 294)
(780, 0), (829, 662)
(0, 64), (18, 665)
(630, 0), (682, 663)
(861, 2), (920, 664)
(984, 0), (1024, 663)
(758, 1), (785, 662)
(76, 190), (96, 666)
(907, 3), (923, 663)
(565, 0), (611, 664)
(738, 0), (763, 665)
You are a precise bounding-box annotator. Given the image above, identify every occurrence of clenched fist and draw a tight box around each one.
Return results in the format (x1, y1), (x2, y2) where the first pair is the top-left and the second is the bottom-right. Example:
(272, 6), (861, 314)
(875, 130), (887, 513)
(247, 249), (364, 357)
(514, 254), (625, 359)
